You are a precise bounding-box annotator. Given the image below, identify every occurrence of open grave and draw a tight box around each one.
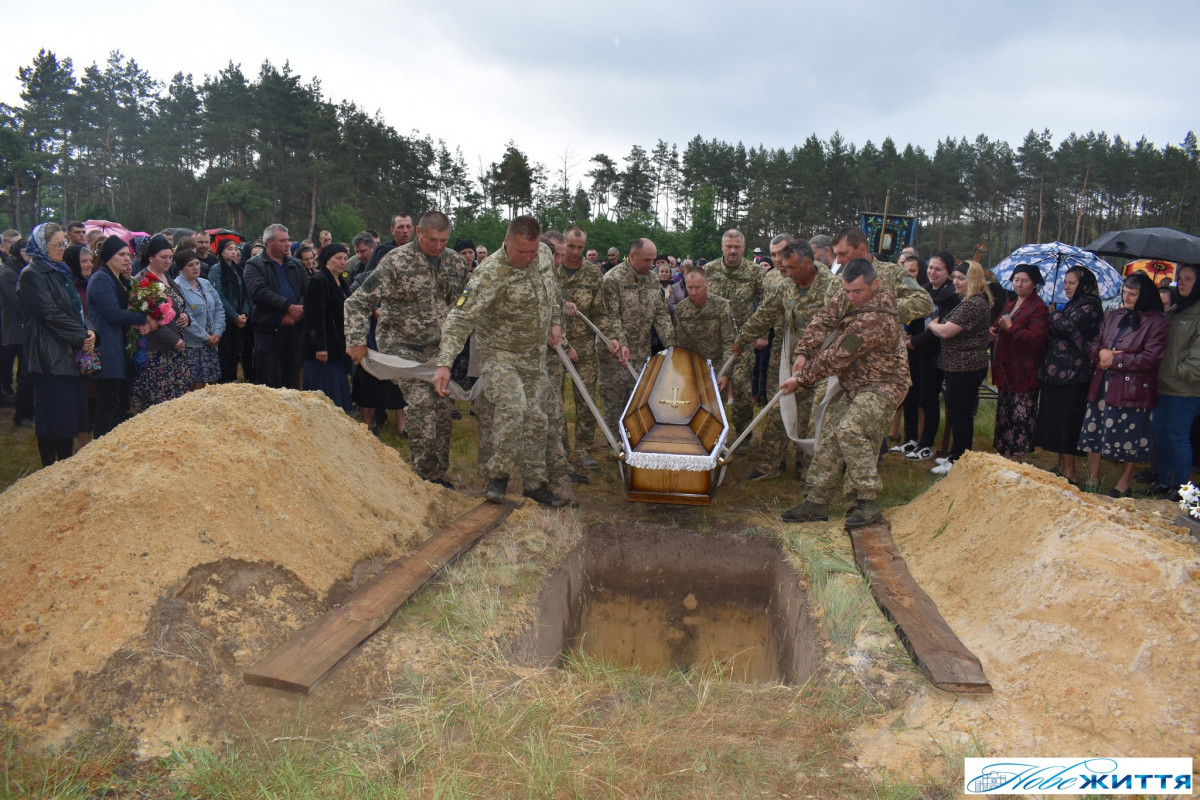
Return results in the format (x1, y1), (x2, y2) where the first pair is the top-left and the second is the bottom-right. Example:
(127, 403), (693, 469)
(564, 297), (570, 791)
(511, 523), (822, 684)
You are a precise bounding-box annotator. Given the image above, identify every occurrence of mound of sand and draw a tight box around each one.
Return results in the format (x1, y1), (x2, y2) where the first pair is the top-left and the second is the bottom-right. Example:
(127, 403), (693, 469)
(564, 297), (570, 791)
(855, 451), (1200, 773)
(0, 384), (474, 745)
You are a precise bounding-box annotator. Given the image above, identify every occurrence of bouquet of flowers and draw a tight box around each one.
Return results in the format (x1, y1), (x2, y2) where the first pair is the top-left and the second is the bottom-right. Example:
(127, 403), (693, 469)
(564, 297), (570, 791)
(126, 272), (177, 361)
(1179, 482), (1200, 520)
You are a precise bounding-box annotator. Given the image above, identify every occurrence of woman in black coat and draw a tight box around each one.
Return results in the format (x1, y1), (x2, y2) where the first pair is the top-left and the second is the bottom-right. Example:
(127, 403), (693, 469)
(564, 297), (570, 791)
(86, 237), (151, 437)
(902, 250), (960, 462)
(15, 223), (97, 466)
(1033, 266), (1103, 484)
(302, 244), (353, 412)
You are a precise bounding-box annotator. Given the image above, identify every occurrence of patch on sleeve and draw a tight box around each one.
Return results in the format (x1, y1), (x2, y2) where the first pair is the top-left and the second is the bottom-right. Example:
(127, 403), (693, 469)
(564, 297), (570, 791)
(361, 272), (381, 293)
(456, 286), (470, 307)
(841, 333), (863, 353)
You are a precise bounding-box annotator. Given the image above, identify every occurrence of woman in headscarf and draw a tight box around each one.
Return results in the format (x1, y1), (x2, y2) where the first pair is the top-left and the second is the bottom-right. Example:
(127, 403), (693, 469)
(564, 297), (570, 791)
(1077, 272), (1168, 496)
(63, 244), (94, 313)
(302, 244), (353, 412)
(989, 263), (1049, 461)
(1034, 266), (1103, 484)
(926, 260), (992, 475)
(173, 248), (225, 390)
(131, 235), (192, 411)
(1149, 263), (1200, 500)
(86, 237), (152, 437)
(14, 223), (96, 466)
(209, 238), (252, 383)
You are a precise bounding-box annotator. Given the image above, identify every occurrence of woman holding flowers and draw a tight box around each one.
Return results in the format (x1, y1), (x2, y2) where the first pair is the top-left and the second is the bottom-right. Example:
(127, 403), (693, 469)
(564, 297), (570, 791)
(86, 237), (153, 437)
(14, 223), (97, 466)
(131, 235), (191, 411)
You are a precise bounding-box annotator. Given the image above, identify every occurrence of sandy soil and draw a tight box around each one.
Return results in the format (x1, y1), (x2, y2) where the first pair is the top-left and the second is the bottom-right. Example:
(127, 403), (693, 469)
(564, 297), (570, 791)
(0, 384), (474, 751)
(854, 450), (1200, 776)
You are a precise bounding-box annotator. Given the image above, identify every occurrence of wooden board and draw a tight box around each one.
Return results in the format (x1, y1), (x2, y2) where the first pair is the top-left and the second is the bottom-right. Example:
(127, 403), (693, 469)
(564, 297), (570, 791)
(849, 520), (992, 694)
(244, 500), (515, 694)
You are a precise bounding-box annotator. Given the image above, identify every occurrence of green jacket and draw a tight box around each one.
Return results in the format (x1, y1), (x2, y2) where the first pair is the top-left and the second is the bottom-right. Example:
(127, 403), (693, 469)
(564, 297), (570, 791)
(1157, 299), (1200, 396)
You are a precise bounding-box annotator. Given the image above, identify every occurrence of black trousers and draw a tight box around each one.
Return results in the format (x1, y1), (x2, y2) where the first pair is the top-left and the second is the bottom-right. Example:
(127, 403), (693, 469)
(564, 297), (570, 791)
(12, 347), (34, 422)
(253, 326), (302, 389)
(94, 378), (131, 438)
(943, 367), (987, 460)
(907, 347), (944, 448)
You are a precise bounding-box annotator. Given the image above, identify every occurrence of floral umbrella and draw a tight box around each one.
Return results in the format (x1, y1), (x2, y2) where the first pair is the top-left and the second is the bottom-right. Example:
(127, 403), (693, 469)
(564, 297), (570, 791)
(1123, 259), (1176, 285)
(991, 242), (1123, 305)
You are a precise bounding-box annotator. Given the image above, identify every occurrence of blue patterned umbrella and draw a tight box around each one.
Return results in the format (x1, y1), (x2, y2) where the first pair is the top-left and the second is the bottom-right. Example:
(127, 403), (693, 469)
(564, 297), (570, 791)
(992, 242), (1123, 305)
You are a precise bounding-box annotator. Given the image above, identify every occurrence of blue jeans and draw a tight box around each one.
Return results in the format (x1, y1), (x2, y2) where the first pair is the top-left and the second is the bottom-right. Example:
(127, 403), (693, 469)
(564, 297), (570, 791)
(1153, 393), (1200, 489)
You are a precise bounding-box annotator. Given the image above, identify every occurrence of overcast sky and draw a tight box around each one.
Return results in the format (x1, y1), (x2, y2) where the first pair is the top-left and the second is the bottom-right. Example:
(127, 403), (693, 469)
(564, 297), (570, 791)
(3, 0), (1196, 191)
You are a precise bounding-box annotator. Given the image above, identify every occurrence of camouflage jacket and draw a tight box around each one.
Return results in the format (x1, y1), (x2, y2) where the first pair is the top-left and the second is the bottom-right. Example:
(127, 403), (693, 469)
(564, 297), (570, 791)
(704, 256), (764, 329)
(437, 242), (563, 366)
(344, 240), (467, 358)
(873, 258), (933, 325)
(598, 261), (674, 363)
(734, 264), (837, 350)
(556, 259), (604, 347)
(674, 295), (736, 366)
(792, 280), (910, 407)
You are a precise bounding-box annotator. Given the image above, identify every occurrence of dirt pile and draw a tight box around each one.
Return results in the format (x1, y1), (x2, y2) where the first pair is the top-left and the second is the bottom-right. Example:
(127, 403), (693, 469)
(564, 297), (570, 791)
(855, 450), (1200, 774)
(0, 384), (473, 748)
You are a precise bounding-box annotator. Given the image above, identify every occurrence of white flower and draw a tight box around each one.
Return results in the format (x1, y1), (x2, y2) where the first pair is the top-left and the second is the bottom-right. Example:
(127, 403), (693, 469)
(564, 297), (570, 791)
(1179, 482), (1200, 505)
(1190, 505), (1200, 521)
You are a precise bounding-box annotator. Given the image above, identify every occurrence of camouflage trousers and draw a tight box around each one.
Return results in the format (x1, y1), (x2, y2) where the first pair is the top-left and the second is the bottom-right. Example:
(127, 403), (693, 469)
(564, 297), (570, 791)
(395, 376), (452, 482)
(754, 334), (806, 474)
(566, 341), (599, 460)
(544, 354), (571, 482)
(475, 354), (550, 488)
(599, 357), (636, 445)
(802, 389), (897, 504)
(729, 347), (756, 434)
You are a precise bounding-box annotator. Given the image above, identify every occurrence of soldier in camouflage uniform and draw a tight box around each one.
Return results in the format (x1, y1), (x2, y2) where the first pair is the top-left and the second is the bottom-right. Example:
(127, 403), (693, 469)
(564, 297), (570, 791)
(673, 268), (735, 390)
(830, 226), (933, 326)
(734, 240), (837, 480)
(538, 230), (579, 503)
(705, 229), (764, 435)
(597, 238), (675, 438)
(434, 216), (565, 508)
(345, 211), (466, 486)
(558, 225), (604, 469)
(779, 259), (912, 528)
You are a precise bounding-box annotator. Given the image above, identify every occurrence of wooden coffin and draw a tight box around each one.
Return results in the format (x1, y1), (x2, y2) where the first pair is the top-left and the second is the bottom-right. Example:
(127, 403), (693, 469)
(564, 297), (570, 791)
(620, 346), (729, 505)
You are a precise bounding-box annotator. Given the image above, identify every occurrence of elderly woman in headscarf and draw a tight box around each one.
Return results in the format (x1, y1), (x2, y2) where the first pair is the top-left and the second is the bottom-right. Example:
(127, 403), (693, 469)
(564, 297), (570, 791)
(131, 235), (192, 411)
(1078, 271), (1168, 496)
(15, 223), (97, 466)
(989, 263), (1049, 461)
(1034, 266), (1103, 484)
(86, 236), (152, 437)
(174, 248), (225, 390)
(63, 244), (95, 312)
(302, 243), (352, 412)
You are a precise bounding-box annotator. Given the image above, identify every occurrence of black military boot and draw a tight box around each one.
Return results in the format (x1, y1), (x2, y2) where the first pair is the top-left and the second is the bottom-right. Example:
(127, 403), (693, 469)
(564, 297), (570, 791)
(483, 477), (508, 503)
(523, 484), (566, 509)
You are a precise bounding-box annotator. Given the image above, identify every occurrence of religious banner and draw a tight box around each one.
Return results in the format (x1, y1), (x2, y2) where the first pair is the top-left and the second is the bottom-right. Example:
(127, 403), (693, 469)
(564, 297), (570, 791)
(861, 213), (919, 262)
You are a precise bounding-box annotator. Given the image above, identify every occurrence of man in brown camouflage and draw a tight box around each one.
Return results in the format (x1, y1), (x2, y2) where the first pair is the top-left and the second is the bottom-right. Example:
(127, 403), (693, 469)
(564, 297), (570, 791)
(778, 258), (911, 528)
(597, 238), (675, 438)
(704, 229), (764, 435)
(831, 226), (933, 325)
(434, 216), (565, 508)
(345, 211), (466, 487)
(733, 239), (837, 481)
(673, 268), (735, 392)
(558, 225), (604, 469)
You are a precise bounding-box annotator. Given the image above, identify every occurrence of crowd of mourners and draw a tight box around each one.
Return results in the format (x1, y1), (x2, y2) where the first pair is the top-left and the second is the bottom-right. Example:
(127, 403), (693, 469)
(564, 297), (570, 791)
(1, 215), (1197, 507)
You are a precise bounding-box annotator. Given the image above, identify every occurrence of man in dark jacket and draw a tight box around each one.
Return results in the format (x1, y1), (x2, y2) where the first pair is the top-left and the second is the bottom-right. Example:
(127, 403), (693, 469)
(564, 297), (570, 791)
(244, 223), (309, 389)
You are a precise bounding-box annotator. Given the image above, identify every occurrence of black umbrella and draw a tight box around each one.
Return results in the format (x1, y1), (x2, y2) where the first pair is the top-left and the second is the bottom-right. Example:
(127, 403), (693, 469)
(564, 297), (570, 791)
(1085, 226), (1200, 264)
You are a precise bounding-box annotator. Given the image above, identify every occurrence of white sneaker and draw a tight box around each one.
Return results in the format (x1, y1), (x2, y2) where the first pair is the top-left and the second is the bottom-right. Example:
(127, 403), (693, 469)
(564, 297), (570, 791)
(934, 456), (950, 465)
(889, 439), (918, 455)
(906, 446), (934, 461)
(931, 460), (954, 475)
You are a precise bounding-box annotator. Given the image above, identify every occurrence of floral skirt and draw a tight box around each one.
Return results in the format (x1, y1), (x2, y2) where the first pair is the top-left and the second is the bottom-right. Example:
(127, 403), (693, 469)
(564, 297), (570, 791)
(993, 390), (1038, 458)
(1076, 375), (1152, 462)
(184, 345), (221, 384)
(133, 349), (191, 412)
